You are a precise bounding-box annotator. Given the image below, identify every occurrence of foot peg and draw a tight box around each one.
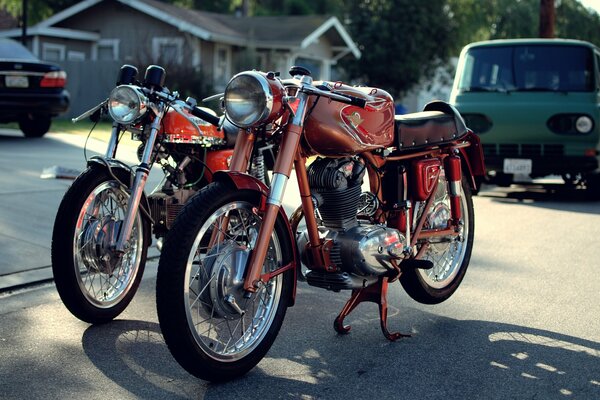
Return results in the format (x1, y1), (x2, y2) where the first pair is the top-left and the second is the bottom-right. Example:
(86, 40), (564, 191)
(400, 258), (434, 270)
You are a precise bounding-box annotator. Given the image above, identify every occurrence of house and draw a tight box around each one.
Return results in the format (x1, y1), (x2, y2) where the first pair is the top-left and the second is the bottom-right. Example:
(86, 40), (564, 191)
(0, 0), (361, 117)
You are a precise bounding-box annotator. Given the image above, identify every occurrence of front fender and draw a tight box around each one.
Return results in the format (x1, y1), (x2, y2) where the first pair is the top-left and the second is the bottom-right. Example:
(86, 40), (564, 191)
(86, 156), (153, 224)
(212, 170), (299, 306)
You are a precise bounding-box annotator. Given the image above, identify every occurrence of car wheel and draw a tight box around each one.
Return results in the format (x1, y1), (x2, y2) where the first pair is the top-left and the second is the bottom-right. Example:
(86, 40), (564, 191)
(19, 115), (51, 138)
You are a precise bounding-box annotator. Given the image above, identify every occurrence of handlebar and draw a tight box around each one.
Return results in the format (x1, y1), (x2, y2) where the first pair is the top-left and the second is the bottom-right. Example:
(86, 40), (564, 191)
(190, 106), (221, 126)
(301, 85), (367, 108)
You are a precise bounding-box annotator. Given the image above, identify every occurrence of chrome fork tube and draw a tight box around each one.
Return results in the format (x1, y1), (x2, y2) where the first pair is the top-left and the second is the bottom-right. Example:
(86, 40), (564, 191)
(114, 106), (164, 253)
(105, 122), (120, 159)
(243, 82), (311, 292)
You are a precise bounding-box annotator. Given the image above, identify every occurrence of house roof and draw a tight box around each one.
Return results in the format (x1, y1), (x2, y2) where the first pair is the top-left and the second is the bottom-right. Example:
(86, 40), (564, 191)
(33, 0), (360, 58)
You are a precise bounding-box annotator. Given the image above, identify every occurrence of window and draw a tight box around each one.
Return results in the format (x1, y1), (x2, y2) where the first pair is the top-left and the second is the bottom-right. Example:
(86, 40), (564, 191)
(213, 44), (231, 89)
(93, 39), (119, 61)
(459, 45), (594, 92)
(42, 43), (65, 62)
(152, 37), (183, 65)
(67, 51), (85, 61)
(294, 57), (322, 80)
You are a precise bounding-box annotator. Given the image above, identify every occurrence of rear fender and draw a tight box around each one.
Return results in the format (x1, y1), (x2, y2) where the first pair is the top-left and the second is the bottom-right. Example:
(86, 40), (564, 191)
(457, 130), (486, 193)
(212, 170), (299, 306)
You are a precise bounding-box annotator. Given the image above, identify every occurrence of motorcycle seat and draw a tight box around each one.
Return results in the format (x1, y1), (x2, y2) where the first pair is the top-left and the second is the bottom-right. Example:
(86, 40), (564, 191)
(394, 101), (468, 150)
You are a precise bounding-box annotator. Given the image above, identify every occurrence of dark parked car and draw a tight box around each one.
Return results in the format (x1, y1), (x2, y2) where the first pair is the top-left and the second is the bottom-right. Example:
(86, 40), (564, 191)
(0, 38), (69, 137)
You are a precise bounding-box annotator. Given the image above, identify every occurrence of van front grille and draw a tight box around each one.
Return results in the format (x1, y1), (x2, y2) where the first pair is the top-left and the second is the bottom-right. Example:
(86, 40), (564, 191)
(483, 144), (565, 157)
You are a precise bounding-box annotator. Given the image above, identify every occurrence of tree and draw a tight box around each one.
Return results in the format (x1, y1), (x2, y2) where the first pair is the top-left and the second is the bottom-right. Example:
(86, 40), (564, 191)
(340, 0), (456, 98)
(447, 0), (600, 49)
(0, 0), (79, 25)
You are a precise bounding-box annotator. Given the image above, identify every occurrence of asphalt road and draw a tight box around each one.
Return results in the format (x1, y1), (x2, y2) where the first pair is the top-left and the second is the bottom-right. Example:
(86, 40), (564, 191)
(1, 129), (600, 399)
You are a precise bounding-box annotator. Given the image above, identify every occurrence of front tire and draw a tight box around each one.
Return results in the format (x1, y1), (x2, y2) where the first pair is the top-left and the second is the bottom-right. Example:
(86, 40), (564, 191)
(51, 167), (150, 323)
(156, 182), (293, 382)
(401, 174), (475, 304)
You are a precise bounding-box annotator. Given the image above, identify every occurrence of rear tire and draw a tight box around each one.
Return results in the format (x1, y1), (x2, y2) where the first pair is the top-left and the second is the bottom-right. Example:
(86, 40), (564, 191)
(401, 175), (474, 304)
(156, 182), (294, 382)
(19, 115), (51, 138)
(51, 167), (150, 323)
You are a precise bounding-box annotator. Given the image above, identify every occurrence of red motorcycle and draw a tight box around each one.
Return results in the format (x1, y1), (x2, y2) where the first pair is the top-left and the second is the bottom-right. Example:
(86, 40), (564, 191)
(51, 64), (252, 324)
(156, 66), (485, 382)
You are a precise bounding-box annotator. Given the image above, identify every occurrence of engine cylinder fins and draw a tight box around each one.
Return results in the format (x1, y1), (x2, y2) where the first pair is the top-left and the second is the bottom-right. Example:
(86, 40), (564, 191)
(314, 184), (362, 230)
(307, 157), (366, 230)
(307, 157), (365, 190)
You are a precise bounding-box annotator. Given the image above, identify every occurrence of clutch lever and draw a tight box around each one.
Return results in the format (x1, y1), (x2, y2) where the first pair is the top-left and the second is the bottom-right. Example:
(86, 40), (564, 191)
(71, 99), (108, 123)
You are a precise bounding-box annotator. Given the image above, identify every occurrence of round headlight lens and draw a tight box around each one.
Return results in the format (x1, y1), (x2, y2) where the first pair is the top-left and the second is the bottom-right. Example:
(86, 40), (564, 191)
(108, 85), (147, 124)
(575, 116), (593, 133)
(224, 72), (272, 128)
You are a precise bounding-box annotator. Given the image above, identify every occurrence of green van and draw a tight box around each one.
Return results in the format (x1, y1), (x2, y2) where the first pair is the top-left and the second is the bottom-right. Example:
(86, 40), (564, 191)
(450, 39), (600, 193)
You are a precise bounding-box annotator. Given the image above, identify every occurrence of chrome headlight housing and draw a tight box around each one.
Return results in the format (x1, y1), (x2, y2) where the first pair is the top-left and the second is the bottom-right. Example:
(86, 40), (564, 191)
(224, 71), (284, 128)
(108, 85), (148, 124)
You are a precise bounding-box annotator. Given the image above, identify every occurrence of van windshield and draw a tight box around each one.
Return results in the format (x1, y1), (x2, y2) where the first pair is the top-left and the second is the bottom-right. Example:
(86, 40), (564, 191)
(458, 45), (595, 92)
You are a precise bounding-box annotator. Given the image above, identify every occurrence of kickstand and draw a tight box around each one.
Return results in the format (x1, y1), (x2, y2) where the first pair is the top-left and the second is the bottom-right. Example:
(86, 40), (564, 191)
(333, 277), (411, 341)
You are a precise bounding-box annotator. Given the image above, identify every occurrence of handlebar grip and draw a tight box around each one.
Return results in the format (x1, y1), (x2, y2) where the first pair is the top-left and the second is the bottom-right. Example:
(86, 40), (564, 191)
(191, 106), (220, 126)
(346, 95), (367, 108)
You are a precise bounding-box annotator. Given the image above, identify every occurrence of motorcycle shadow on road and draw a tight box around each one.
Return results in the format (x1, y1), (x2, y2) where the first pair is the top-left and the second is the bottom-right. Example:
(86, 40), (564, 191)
(81, 294), (600, 400)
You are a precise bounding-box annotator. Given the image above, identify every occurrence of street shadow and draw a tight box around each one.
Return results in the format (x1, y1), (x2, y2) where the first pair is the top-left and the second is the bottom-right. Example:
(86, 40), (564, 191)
(81, 310), (600, 400)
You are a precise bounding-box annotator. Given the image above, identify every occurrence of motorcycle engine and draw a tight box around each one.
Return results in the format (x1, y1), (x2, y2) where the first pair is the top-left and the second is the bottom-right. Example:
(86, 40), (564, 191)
(147, 187), (195, 237)
(298, 157), (405, 290)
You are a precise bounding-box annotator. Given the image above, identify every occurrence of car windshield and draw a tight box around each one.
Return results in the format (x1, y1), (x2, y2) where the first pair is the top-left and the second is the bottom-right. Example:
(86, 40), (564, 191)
(0, 39), (38, 61)
(458, 45), (595, 92)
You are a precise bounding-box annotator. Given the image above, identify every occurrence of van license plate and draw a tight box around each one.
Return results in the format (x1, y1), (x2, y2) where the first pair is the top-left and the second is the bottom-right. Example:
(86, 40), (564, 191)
(503, 158), (532, 175)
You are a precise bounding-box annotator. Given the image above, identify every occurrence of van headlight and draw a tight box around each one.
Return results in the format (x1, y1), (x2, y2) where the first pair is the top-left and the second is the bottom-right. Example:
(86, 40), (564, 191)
(575, 116), (593, 133)
(108, 85), (148, 124)
(224, 71), (284, 128)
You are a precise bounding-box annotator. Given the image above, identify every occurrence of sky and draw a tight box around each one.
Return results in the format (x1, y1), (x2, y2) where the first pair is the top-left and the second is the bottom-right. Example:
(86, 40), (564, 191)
(578, 0), (600, 14)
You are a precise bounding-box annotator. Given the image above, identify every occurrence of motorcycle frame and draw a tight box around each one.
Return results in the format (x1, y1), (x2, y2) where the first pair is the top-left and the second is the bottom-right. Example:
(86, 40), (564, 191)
(224, 77), (481, 298)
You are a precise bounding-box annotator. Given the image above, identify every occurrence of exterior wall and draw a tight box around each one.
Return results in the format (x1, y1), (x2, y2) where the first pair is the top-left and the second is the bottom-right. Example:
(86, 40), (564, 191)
(54, 0), (197, 67)
(36, 37), (91, 61)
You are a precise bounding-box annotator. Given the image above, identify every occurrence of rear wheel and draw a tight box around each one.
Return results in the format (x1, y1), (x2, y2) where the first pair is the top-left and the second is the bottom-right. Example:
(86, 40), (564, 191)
(19, 114), (51, 138)
(51, 167), (150, 323)
(156, 182), (294, 382)
(401, 173), (474, 304)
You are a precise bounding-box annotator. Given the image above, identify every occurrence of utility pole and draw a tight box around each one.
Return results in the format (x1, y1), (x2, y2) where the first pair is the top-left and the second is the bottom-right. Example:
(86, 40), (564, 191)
(539, 0), (555, 38)
(21, 0), (28, 45)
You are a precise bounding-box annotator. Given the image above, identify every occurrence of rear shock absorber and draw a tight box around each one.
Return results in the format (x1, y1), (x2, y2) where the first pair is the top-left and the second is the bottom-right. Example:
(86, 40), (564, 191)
(445, 152), (462, 224)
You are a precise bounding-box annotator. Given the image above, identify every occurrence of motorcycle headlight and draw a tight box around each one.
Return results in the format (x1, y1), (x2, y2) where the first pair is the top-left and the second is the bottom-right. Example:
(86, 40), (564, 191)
(224, 71), (284, 128)
(108, 85), (148, 124)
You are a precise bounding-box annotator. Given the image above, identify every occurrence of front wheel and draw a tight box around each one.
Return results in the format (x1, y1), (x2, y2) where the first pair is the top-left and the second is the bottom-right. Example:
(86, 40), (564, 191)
(401, 174), (475, 304)
(51, 167), (150, 323)
(156, 182), (294, 382)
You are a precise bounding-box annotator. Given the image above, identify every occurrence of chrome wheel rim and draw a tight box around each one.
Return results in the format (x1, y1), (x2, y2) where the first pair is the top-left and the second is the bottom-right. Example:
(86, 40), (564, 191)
(418, 174), (469, 289)
(73, 181), (143, 307)
(184, 201), (282, 362)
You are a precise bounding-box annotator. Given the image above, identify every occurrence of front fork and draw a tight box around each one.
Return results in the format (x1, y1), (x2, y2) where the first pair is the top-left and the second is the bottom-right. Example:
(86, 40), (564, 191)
(113, 107), (164, 253)
(242, 84), (311, 293)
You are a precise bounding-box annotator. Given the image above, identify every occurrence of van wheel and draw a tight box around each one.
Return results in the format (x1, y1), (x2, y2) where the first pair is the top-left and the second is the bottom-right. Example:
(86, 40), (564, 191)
(585, 174), (600, 199)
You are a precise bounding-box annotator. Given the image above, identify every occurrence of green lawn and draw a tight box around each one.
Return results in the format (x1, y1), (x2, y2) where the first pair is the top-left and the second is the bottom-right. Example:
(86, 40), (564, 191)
(49, 118), (113, 141)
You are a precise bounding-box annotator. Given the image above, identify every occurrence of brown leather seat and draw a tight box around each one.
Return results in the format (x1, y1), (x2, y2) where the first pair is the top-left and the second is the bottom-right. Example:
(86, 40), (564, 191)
(395, 101), (469, 150)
